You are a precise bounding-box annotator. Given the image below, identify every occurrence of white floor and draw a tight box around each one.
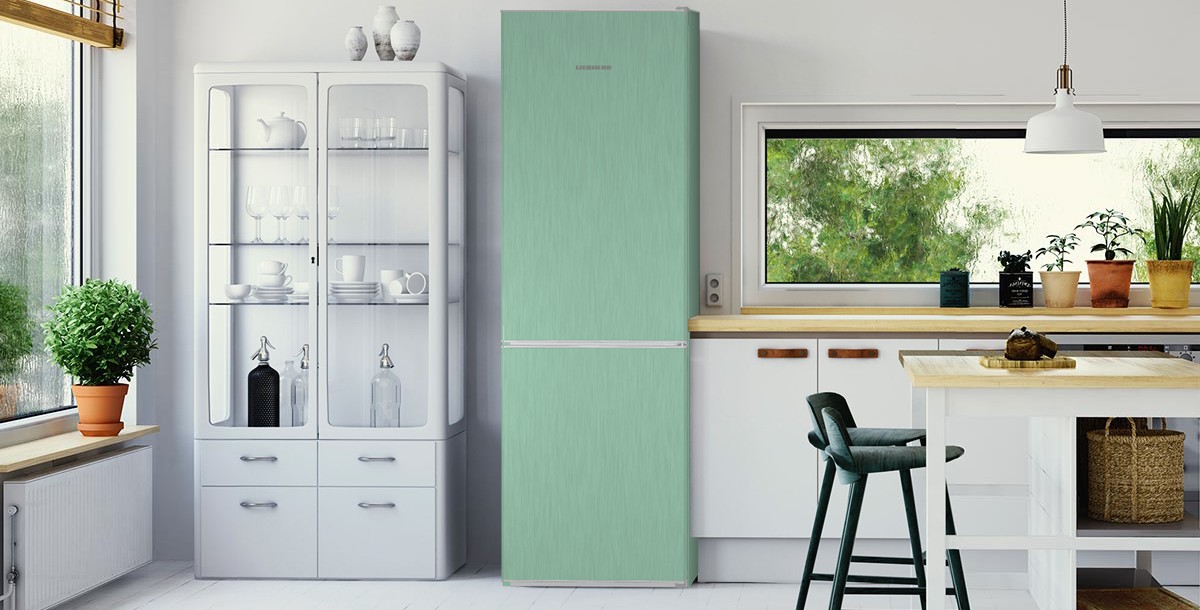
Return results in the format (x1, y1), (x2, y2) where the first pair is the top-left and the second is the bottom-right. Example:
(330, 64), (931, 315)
(57, 562), (1200, 610)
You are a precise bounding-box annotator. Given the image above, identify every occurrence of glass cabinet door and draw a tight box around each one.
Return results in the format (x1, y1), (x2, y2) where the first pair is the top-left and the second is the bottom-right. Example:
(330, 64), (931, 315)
(318, 74), (463, 439)
(200, 74), (318, 438)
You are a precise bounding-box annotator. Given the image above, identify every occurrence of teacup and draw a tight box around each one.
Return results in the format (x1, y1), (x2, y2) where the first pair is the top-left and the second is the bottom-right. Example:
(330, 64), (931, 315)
(380, 269), (405, 287)
(257, 260), (287, 275)
(257, 274), (293, 288)
(334, 255), (367, 282)
(225, 283), (252, 301)
(404, 271), (427, 295)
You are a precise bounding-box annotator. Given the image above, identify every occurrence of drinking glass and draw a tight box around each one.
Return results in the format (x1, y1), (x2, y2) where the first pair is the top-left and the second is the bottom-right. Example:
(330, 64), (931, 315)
(401, 127), (429, 149)
(327, 187), (343, 244)
(375, 117), (400, 149)
(269, 186), (294, 244)
(293, 185), (310, 244)
(245, 185), (271, 244)
(339, 118), (369, 148)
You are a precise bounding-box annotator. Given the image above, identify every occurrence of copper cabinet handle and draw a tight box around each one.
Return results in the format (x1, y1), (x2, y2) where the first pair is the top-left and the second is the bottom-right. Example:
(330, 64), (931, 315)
(757, 348), (809, 359)
(828, 348), (880, 359)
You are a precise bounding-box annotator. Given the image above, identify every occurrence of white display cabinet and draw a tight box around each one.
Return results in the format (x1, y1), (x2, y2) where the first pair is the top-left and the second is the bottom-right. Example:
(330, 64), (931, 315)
(193, 62), (466, 580)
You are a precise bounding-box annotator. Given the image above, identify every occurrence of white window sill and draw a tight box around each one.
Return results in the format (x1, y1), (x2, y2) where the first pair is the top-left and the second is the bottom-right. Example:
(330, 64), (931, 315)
(0, 408), (80, 450)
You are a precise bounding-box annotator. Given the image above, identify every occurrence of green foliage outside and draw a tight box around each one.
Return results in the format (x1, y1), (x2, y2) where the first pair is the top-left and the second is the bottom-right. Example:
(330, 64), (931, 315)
(0, 281), (32, 382)
(766, 138), (1007, 283)
(43, 280), (157, 386)
(1136, 140), (1200, 280)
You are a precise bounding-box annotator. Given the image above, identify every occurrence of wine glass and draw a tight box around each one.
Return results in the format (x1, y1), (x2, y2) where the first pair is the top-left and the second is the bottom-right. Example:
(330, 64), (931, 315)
(327, 188), (343, 244)
(244, 185), (271, 244)
(270, 186), (294, 244)
(293, 186), (310, 244)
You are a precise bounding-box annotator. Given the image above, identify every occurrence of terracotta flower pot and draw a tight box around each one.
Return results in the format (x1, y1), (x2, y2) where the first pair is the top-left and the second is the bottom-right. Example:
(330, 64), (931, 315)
(72, 384), (128, 437)
(1147, 260), (1194, 309)
(1039, 270), (1080, 308)
(1086, 260), (1135, 308)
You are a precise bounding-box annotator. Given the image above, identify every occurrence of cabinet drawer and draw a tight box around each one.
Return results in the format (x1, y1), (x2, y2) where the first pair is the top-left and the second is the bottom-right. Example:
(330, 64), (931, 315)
(691, 338), (818, 538)
(318, 487), (435, 578)
(198, 440), (316, 486)
(318, 441), (435, 487)
(198, 486), (317, 578)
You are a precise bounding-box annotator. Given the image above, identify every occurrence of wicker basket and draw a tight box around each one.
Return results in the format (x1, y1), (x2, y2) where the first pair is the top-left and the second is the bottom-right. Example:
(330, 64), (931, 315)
(1087, 417), (1185, 524)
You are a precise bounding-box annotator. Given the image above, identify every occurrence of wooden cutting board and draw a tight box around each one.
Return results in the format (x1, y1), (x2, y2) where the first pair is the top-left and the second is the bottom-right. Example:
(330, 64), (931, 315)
(979, 355), (1077, 369)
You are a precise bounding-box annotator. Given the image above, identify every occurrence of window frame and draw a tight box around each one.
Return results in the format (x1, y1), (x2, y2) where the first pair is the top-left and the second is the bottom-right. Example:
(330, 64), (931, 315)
(737, 101), (1200, 309)
(0, 29), (92, 431)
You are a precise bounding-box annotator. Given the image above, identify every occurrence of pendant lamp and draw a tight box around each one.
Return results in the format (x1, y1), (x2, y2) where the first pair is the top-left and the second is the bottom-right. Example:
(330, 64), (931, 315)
(1024, 0), (1105, 154)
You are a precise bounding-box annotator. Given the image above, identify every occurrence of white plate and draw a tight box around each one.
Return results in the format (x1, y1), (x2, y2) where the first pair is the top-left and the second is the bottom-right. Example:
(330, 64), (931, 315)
(333, 295), (377, 303)
(254, 287), (294, 294)
(393, 294), (430, 304)
(330, 281), (379, 288)
(330, 289), (380, 295)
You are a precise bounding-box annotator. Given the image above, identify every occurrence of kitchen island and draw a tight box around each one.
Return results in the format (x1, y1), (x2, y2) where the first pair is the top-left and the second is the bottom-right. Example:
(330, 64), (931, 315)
(900, 350), (1200, 610)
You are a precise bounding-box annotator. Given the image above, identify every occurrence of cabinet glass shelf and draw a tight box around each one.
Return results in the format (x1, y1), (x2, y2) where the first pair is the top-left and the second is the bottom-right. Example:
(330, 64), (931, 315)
(209, 147), (309, 153)
(209, 302), (308, 306)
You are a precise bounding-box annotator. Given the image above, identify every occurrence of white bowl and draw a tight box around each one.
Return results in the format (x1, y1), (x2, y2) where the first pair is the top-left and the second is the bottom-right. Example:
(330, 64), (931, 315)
(225, 284), (252, 300)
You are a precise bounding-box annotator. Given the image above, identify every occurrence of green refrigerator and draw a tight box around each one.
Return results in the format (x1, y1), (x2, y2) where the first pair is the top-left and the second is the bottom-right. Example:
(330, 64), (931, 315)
(500, 10), (700, 586)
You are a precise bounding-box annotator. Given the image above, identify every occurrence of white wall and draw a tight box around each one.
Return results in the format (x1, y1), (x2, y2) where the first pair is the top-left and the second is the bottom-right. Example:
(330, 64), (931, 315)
(140, 0), (1200, 562)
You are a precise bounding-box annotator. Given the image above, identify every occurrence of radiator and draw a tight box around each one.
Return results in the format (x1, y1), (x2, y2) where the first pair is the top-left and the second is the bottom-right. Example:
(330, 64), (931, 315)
(3, 446), (153, 610)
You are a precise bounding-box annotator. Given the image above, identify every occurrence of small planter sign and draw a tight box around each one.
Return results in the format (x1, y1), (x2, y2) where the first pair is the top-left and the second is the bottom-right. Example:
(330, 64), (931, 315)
(998, 250), (1033, 308)
(999, 272), (1034, 308)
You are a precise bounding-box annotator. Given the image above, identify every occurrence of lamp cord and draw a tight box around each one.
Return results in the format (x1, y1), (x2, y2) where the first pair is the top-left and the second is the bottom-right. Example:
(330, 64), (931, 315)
(1063, 0), (1069, 65)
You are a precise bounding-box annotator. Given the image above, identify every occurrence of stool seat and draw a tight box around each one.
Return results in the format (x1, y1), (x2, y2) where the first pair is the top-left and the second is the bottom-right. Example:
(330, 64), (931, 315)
(841, 445), (965, 476)
(808, 427), (927, 450)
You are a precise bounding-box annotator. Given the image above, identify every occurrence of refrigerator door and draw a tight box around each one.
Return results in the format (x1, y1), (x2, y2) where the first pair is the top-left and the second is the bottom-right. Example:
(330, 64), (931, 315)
(501, 345), (694, 585)
(501, 10), (699, 342)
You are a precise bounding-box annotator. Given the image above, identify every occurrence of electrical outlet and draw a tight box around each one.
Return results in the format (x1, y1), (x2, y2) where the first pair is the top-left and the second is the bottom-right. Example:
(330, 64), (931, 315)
(705, 273), (723, 307)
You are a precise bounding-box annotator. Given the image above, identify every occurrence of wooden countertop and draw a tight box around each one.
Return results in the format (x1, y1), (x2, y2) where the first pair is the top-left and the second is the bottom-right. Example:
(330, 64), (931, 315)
(0, 425), (159, 473)
(899, 350), (1200, 388)
(690, 308), (1200, 333)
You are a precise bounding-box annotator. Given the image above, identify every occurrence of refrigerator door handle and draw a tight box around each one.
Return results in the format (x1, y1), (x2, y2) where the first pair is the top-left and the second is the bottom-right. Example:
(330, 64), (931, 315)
(502, 340), (687, 349)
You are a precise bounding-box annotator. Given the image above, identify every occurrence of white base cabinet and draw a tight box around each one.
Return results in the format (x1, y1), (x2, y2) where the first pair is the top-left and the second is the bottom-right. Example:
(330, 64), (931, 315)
(196, 433), (465, 580)
(692, 336), (1024, 541)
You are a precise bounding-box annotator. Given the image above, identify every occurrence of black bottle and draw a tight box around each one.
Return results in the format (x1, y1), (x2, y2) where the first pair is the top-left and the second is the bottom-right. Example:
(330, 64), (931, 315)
(248, 336), (280, 427)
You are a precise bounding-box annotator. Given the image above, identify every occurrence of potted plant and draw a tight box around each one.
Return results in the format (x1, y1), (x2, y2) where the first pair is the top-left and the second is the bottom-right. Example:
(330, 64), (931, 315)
(1076, 209), (1142, 308)
(43, 280), (156, 436)
(1145, 177), (1200, 308)
(0, 281), (33, 418)
(1035, 233), (1081, 308)
(997, 250), (1033, 308)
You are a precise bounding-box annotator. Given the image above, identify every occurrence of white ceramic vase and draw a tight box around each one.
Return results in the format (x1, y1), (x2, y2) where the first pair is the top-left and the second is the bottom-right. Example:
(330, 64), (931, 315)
(372, 5), (400, 60)
(389, 20), (421, 61)
(344, 27), (368, 61)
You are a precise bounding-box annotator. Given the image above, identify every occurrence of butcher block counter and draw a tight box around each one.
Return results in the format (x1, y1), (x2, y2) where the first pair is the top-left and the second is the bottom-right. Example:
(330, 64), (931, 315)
(689, 307), (1200, 334)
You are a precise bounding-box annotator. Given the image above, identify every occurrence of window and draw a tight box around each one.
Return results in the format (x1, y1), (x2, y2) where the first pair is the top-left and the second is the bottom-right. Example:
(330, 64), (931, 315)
(0, 21), (84, 423)
(765, 128), (1200, 285)
(738, 103), (1200, 308)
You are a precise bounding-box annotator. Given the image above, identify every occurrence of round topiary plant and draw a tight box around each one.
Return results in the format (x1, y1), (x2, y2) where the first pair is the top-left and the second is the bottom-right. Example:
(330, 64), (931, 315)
(44, 279), (157, 386)
(0, 280), (33, 383)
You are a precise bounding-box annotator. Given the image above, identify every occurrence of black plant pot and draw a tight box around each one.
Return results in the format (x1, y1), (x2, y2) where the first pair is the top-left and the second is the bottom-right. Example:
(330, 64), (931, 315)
(999, 272), (1033, 308)
(940, 270), (970, 308)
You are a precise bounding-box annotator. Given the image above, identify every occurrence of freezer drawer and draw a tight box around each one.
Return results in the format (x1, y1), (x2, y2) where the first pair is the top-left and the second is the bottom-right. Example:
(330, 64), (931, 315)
(501, 346), (694, 584)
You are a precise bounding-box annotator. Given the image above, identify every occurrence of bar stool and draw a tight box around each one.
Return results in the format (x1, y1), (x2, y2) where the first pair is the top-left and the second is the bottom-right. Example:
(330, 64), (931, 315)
(796, 392), (970, 610)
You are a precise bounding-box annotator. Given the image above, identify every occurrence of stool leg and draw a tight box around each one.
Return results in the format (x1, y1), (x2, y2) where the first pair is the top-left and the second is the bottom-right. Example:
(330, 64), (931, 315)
(829, 475), (867, 610)
(797, 458), (837, 610)
(899, 469), (928, 610)
(946, 490), (970, 610)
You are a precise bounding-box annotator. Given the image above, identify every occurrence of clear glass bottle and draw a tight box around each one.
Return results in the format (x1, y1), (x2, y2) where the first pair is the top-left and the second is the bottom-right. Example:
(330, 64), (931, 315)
(279, 360), (298, 426)
(291, 344), (310, 427)
(370, 343), (401, 428)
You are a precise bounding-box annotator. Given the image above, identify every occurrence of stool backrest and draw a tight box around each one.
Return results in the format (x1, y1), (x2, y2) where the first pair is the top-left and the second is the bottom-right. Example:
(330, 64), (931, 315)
(805, 392), (858, 450)
(821, 407), (861, 482)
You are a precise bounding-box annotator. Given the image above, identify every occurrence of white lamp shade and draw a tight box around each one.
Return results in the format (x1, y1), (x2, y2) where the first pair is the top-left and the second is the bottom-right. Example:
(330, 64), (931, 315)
(1024, 90), (1105, 154)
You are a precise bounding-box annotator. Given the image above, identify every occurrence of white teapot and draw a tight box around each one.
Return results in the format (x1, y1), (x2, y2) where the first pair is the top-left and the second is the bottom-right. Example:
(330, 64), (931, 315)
(257, 112), (307, 148)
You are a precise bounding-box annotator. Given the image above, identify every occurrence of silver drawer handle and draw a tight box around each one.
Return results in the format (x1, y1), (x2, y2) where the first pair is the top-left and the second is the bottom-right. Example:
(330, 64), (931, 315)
(240, 502), (278, 509)
(358, 502), (396, 509)
(357, 456), (396, 462)
(240, 456), (278, 462)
